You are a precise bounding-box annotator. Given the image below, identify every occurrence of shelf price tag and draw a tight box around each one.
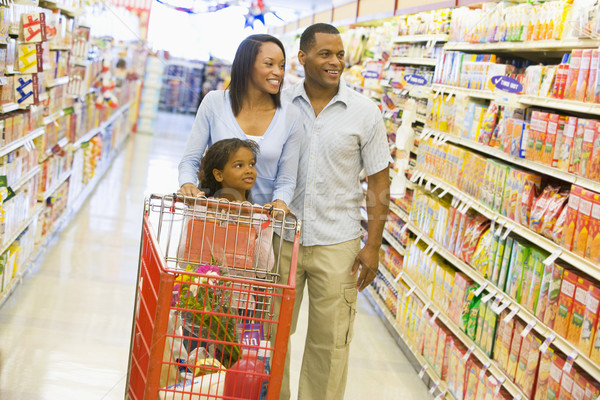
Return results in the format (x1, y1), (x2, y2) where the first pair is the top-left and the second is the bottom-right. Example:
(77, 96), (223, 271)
(451, 197), (459, 208)
(544, 249), (562, 266)
(410, 171), (422, 183)
(495, 221), (506, 237)
(437, 187), (450, 198)
(539, 334), (556, 354)
(399, 224), (409, 235)
(462, 346), (475, 362)
(493, 377), (506, 395)
(430, 184), (440, 194)
(495, 298), (512, 314)
(521, 320), (537, 338)
(479, 362), (491, 379)
(474, 282), (488, 297)
(421, 301), (431, 316)
(490, 216), (498, 232)
(503, 307), (519, 323)
(563, 350), (579, 374)
(394, 271), (404, 283)
(404, 286), (416, 298)
(429, 382), (439, 395)
(482, 290), (498, 304)
(429, 309), (440, 324)
(414, 233), (423, 246)
(425, 179), (433, 192)
(501, 226), (514, 240)
(433, 391), (446, 400)
(513, 395), (522, 400)
(490, 295), (503, 313)
(418, 365), (428, 379)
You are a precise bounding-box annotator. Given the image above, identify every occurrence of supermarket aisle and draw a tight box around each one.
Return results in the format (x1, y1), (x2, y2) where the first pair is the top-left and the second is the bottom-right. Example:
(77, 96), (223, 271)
(0, 112), (429, 399)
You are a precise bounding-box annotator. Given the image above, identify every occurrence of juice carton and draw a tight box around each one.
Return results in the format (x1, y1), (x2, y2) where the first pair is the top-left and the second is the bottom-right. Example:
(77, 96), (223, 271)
(586, 50), (600, 102)
(557, 117), (577, 172)
(554, 270), (579, 338)
(575, 49), (593, 102)
(570, 118), (587, 174)
(507, 321), (525, 380)
(566, 276), (592, 346)
(543, 113), (560, 166)
(548, 354), (565, 400)
(580, 120), (598, 177)
(523, 336), (542, 398)
(561, 186), (583, 251)
(565, 50), (582, 100)
(578, 285), (600, 356)
(573, 188), (595, 257)
(535, 260), (556, 321)
(533, 347), (555, 400)
(584, 193), (600, 262)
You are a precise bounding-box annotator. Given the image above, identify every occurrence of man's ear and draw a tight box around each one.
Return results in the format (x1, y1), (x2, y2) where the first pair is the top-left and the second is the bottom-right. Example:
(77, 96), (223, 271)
(213, 169), (224, 182)
(298, 50), (306, 66)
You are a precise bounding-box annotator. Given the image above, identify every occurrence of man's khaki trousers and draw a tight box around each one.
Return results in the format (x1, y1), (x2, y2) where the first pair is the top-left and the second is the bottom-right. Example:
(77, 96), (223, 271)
(274, 235), (361, 400)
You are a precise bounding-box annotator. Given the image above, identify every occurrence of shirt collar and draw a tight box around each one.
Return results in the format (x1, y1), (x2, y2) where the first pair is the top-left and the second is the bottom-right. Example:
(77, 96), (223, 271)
(291, 78), (350, 108)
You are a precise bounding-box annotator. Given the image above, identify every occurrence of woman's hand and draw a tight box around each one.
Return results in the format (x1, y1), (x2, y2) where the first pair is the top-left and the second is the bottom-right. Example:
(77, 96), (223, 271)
(264, 199), (291, 219)
(178, 183), (204, 197)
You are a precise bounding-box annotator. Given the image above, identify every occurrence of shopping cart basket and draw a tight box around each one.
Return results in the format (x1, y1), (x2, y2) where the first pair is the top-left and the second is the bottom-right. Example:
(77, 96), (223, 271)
(126, 194), (300, 400)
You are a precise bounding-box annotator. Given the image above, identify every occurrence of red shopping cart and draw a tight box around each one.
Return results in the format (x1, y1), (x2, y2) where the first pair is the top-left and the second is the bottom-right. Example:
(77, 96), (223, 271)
(126, 194), (300, 400)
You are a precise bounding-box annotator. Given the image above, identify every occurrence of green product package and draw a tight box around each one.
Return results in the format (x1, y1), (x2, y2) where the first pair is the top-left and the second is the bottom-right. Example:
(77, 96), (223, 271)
(491, 236), (507, 286)
(497, 237), (514, 291)
(466, 296), (482, 340)
(507, 242), (530, 303)
(525, 249), (546, 313)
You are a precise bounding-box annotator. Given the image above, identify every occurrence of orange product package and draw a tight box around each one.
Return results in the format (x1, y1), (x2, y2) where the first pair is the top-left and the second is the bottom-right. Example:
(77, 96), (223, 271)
(565, 49), (583, 100)
(585, 193), (600, 262)
(554, 269), (579, 338)
(506, 321), (525, 380)
(570, 118), (587, 174)
(527, 111), (542, 160)
(535, 112), (550, 162)
(575, 49), (593, 102)
(586, 50), (600, 102)
(520, 181), (538, 227)
(557, 117), (577, 172)
(547, 354), (565, 400)
(573, 188), (595, 258)
(542, 263), (564, 330)
(578, 285), (600, 356)
(551, 198), (570, 244)
(541, 190), (569, 240)
(566, 277), (592, 346)
(561, 185), (583, 251)
(559, 366), (576, 400)
(572, 372), (588, 400)
(533, 347), (555, 400)
(587, 124), (600, 181)
(580, 120), (598, 178)
(543, 113), (560, 166)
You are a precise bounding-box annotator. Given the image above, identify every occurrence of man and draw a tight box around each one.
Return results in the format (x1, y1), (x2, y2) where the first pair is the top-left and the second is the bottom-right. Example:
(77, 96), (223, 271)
(277, 23), (391, 399)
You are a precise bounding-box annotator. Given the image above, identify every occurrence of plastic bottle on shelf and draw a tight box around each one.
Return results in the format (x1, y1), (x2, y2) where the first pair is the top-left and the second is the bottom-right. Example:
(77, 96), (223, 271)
(224, 348), (266, 399)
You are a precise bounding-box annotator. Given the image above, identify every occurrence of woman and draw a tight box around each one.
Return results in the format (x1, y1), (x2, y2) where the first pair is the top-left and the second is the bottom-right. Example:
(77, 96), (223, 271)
(178, 34), (302, 213)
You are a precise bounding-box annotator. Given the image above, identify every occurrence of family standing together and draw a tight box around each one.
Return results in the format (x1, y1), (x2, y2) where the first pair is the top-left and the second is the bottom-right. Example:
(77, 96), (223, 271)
(177, 23), (391, 400)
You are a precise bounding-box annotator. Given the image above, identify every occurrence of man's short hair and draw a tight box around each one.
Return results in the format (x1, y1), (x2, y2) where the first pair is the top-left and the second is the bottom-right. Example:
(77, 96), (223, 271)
(299, 23), (340, 52)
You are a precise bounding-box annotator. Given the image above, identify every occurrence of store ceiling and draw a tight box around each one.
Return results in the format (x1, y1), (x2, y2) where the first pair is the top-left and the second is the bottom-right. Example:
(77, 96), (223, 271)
(266, 0), (333, 13)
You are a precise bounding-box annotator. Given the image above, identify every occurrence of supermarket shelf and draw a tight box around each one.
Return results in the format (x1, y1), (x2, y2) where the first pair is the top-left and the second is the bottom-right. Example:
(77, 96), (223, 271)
(431, 84), (496, 100)
(414, 169), (600, 282)
(0, 204), (43, 259)
(389, 201), (410, 222)
(430, 129), (600, 196)
(394, 34), (449, 43)
(405, 219), (600, 385)
(1, 103), (18, 113)
(43, 110), (65, 125)
(49, 45), (72, 51)
(364, 285), (453, 400)
(378, 264), (527, 400)
(46, 76), (69, 88)
(519, 95), (600, 117)
(0, 127), (45, 158)
(444, 38), (600, 52)
(390, 57), (438, 66)
(415, 114), (427, 124)
(39, 0), (82, 17)
(38, 170), (72, 201)
(12, 165), (42, 192)
(73, 127), (102, 148)
(383, 229), (406, 256)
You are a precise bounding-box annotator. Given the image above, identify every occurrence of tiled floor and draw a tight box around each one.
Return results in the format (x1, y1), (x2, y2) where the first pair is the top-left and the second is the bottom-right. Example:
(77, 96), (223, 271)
(0, 112), (430, 399)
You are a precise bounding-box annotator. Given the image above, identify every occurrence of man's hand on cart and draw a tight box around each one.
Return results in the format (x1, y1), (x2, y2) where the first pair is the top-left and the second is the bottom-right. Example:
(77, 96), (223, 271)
(178, 183), (205, 198)
(264, 199), (291, 220)
(351, 244), (380, 292)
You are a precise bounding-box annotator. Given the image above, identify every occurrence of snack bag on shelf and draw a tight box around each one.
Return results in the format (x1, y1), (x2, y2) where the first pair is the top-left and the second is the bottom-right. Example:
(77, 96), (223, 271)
(520, 181), (537, 227)
(478, 101), (499, 146)
(459, 215), (490, 264)
(570, 118), (587, 174)
(530, 186), (559, 233)
(554, 269), (579, 338)
(541, 190), (569, 240)
(561, 185), (584, 251)
(578, 285), (600, 356)
(533, 347), (555, 400)
(557, 116), (577, 172)
(573, 188), (595, 257)
(566, 276), (592, 346)
(471, 227), (493, 277)
(535, 112), (551, 162)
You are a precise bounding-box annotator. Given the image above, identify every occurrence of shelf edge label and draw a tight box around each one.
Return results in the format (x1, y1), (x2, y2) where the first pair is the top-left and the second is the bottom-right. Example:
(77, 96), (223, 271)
(491, 75), (523, 94)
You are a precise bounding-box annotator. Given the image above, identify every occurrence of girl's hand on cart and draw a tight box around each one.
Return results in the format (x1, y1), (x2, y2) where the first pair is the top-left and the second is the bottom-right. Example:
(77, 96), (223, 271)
(178, 183), (205, 198)
(351, 245), (380, 292)
(264, 199), (291, 220)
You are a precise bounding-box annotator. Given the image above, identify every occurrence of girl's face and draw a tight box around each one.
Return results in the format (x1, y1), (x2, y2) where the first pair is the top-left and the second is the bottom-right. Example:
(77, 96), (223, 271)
(249, 42), (285, 95)
(213, 147), (257, 199)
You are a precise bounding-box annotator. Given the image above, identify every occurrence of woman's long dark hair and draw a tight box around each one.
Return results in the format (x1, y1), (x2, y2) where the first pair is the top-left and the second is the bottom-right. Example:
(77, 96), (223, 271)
(198, 138), (260, 200)
(228, 34), (285, 116)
